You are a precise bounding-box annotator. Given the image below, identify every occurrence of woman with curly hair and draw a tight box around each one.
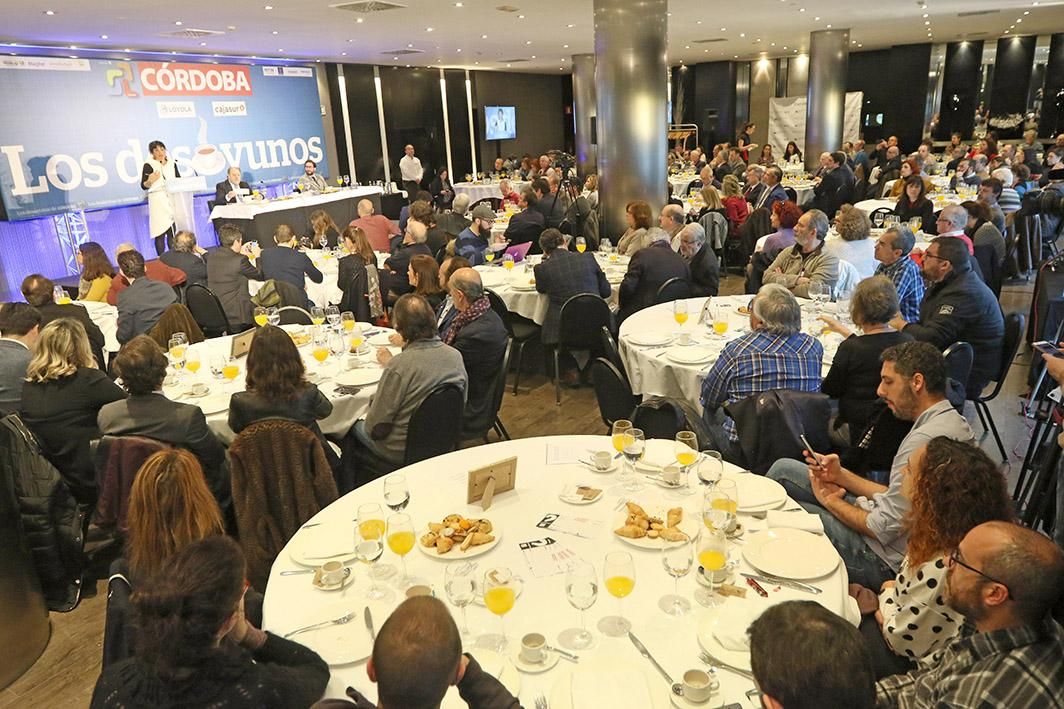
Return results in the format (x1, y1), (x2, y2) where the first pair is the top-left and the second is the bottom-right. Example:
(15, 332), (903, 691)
(848, 437), (1011, 676)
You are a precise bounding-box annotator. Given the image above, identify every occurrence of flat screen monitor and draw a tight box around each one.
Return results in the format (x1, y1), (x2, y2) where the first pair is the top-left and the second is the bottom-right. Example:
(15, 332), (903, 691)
(485, 106), (516, 141)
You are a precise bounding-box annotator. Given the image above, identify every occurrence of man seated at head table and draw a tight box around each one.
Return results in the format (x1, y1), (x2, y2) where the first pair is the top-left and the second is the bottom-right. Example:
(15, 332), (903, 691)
(699, 284), (822, 457)
(311, 596), (520, 709)
(767, 341), (973, 589)
(214, 165), (251, 205)
(762, 208), (839, 299)
(874, 521), (1064, 708)
(351, 198), (401, 254)
(749, 600), (876, 709)
(106, 242), (186, 306)
(0, 302), (41, 414)
(887, 233), (1003, 399)
(298, 158), (328, 193)
(20, 273), (106, 368)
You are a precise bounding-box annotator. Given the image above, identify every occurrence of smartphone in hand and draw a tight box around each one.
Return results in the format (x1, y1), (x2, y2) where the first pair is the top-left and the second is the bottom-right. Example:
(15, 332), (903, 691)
(799, 434), (825, 469)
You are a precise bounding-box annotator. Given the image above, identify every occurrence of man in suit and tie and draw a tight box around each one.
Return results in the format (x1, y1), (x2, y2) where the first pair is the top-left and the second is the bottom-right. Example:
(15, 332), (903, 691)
(533, 228), (611, 346)
(214, 166), (251, 206)
(115, 249), (177, 344)
(259, 224), (323, 307)
(753, 166), (788, 213)
(297, 159), (328, 193)
(20, 274), (107, 367)
(0, 302), (40, 414)
(99, 336), (228, 507)
(159, 230), (209, 288)
(504, 189), (546, 247)
(206, 224), (264, 331)
(743, 165), (766, 206)
(677, 223), (720, 297)
(618, 227), (691, 323)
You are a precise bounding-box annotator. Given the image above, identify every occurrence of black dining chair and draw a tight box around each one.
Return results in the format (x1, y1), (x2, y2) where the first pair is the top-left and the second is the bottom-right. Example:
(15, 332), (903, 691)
(486, 288), (541, 395)
(942, 341), (974, 409)
(599, 325), (628, 382)
(653, 277), (692, 305)
(590, 358), (640, 431)
(971, 313), (1025, 462)
(554, 294), (612, 405)
(184, 284), (232, 338)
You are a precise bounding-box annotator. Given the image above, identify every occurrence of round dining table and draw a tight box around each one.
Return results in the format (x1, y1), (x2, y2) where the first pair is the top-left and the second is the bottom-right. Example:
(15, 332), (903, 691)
(74, 300), (120, 353)
(454, 180), (529, 204)
(618, 296), (845, 415)
(262, 435), (858, 708)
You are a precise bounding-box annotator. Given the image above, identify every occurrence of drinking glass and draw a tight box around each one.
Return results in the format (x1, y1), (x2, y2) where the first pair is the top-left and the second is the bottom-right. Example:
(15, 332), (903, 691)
(383, 474), (410, 512)
(254, 306), (268, 327)
(386, 513), (416, 588)
(712, 304), (729, 337)
(611, 420), (632, 459)
(481, 567), (520, 651)
(836, 287), (854, 328)
(694, 526), (728, 608)
(168, 336), (186, 375)
(673, 300), (689, 329)
(620, 427), (645, 492)
(598, 551), (635, 637)
(266, 306), (280, 326)
(444, 561), (478, 640)
(502, 253), (515, 271)
(344, 175), (351, 187)
(328, 330), (346, 371)
(659, 535), (694, 615)
(674, 431), (699, 497)
(558, 559), (598, 651)
(483, 248), (496, 264)
(340, 311), (356, 332)
(311, 327), (329, 370)
(219, 356), (239, 384)
(357, 503), (395, 581)
(349, 322), (365, 352)
(326, 305), (341, 328)
(335, 176), (344, 187)
(311, 306), (326, 326)
(184, 347), (201, 375)
(575, 236), (587, 253)
(53, 285), (71, 305)
(807, 281), (827, 314)
(703, 487), (737, 535)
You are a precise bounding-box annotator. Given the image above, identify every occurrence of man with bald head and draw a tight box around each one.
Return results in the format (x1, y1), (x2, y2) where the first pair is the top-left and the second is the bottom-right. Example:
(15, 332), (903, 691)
(214, 166), (250, 205)
(659, 203), (685, 243)
(383, 219), (432, 299)
(442, 268), (507, 436)
(399, 144), (424, 203)
(105, 241), (186, 305)
(311, 596), (519, 709)
(350, 198), (400, 253)
(876, 521), (1064, 707)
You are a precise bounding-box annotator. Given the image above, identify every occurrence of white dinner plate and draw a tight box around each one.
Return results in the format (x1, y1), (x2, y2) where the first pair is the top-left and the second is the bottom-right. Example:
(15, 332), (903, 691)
(664, 346), (715, 365)
(367, 331), (396, 347)
(288, 526), (359, 567)
(284, 599), (388, 666)
(509, 281), (538, 291)
(695, 605), (754, 673)
(742, 528), (840, 579)
(416, 525), (501, 560)
(549, 665), (666, 709)
(441, 650), (520, 708)
(335, 368), (383, 387)
(626, 331), (674, 347)
(477, 269), (508, 287)
(723, 473), (788, 512)
(613, 502), (699, 549)
(197, 393), (231, 416)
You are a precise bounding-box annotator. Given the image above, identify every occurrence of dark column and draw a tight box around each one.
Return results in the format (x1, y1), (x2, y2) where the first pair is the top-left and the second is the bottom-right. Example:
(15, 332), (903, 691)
(988, 35), (1037, 140)
(805, 29), (850, 172)
(1041, 34), (1064, 138)
(935, 40), (983, 141)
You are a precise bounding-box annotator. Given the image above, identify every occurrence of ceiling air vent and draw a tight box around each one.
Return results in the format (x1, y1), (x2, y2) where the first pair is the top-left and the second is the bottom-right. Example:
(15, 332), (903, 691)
(693, 38), (728, 44)
(956, 9), (999, 17)
(158, 28), (225, 39)
(496, 6), (521, 13)
(381, 48), (423, 55)
(331, 1), (407, 13)
(499, 58), (529, 63)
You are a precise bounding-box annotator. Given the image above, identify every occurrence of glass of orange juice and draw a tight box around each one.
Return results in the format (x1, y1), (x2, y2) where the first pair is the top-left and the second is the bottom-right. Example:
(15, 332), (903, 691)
(575, 236), (587, 253)
(386, 512), (418, 589)
(712, 304), (729, 337)
(481, 566), (521, 651)
(253, 306), (268, 327)
(673, 300), (688, 327)
(311, 306), (326, 326)
(598, 551), (636, 637)
(341, 311), (356, 332)
(695, 526), (728, 607)
(221, 358), (240, 382)
(356, 503), (395, 595)
(611, 419), (632, 458)
(184, 348), (201, 375)
(673, 431), (698, 497)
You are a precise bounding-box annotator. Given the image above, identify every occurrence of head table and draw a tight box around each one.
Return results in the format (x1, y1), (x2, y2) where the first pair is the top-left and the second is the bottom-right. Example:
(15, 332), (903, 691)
(262, 435), (858, 708)
(618, 296), (844, 416)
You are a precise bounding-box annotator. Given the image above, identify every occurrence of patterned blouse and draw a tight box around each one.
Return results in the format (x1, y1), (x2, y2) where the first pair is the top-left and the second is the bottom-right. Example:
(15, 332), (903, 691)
(878, 555), (963, 660)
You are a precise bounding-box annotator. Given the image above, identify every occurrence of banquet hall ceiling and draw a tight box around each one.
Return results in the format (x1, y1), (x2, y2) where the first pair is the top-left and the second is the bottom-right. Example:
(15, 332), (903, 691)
(1, 0), (1062, 72)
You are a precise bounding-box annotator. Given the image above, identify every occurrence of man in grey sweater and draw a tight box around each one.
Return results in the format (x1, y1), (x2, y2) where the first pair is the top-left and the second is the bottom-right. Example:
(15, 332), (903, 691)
(0, 302), (41, 414)
(355, 294), (467, 464)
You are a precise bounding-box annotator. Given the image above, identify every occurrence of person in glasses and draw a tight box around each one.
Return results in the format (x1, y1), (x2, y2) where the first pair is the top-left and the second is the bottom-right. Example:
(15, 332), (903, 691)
(876, 521), (1064, 708)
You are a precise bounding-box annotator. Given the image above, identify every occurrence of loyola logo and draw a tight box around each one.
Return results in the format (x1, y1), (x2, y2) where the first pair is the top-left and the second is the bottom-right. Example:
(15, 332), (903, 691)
(105, 62), (138, 98)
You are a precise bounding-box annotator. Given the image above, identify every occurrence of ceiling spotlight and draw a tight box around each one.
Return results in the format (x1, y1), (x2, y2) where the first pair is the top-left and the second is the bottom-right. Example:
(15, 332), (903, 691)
(525, 40), (532, 45)
(455, 1), (463, 5)
(407, 43), (413, 48)
(175, 20), (183, 26)
(530, 54), (535, 58)
(456, 48), (462, 52)
(341, 52), (347, 56)
(720, 27), (726, 31)
(200, 42), (207, 46)
(272, 30), (279, 35)
(44, 9), (55, 15)
(1024, 10), (1029, 14)
(426, 26), (434, 31)
(799, 7), (805, 11)
(685, 45), (690, 49)
(567, 23), (575, 28)
(739, 32), (745, 37)
(925, 20), (930, 25)
(858, 43), (863, 47)
(264, 4), (272, 9)
(922, 13), (928, 17)
(100, 34), (108, 39)
(69, 44), (77, 49)
(482, 34), (488, 39)
(826, 24), (831, 28)
(814, 16), (820, 20)
(356, 17), (363, 23)
(563, 44), (569, 48)
(1016, 18), (1022, 22)
(278, 48), (284, 52)
(518, 14), (524, 19)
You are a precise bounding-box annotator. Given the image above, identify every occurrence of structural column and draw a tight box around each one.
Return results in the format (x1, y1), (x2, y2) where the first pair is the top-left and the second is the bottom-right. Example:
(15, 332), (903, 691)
(571, 54), (598, 180)
(804, 29), (849, 173)
(594, 0), (668, 240)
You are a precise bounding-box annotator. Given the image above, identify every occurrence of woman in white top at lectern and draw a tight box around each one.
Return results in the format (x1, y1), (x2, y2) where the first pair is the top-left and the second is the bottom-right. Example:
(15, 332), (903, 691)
(141, 139), (181, 255)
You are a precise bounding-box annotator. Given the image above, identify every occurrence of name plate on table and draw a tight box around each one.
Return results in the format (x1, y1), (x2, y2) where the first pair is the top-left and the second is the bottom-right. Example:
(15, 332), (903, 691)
(467, 456), (517, 510)
(230, 328), (255, 359)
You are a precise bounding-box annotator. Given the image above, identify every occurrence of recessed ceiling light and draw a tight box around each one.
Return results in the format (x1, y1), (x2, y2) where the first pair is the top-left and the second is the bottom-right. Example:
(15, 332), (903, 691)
(393, 56), (398, 60)
(341, 51), (347, 56)
(685, 45), (690, 49)
(858, 43), (863, 47)
(567, 23), (575, 28)
(407, 43), (413, 48)
(826, 24), (831, 28)
(526, 40), (532, 45)
(559, 67), (564, 70)
(734, 55), (739, 58)
(518, 14), (524, 19)
(278, 49), (284, 52)
(704, 49), (709, 53)
(69, 44), (77, 49)
(426, 26), (434, 31)
(563, 44), (569, 48)
(356, 17), (363, 23)
(530, 54), (535, 58)
(1016, 18), (1022, 22)
(457, 48), (462, 52)
(175, 20), (183, 26)
(1024, 10), (1030, 14)
(799, 7), (805, 11)
(100, 34), (108, 39)
(507, 63), (511, 67)
(474, 61), (479, 64)
(482, 34), (488, 39)
(697, 20), (702, 24)
(264, 4), (272, 9)
(272, 30), (279, 35)
(771, 42), (776, 46)
(720, 27), (726, 31)
(200, 42), (207, 46)
(124, 48), (131, 52)
(925, 20), (930, 25)
(739, 33), (745, 37)
(814, 16), (820, 20)
(44, 9), (55, 15)
(455, 1), (462, 5)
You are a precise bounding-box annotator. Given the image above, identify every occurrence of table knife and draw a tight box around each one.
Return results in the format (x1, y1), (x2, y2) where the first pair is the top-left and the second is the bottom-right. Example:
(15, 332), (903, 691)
(740, 572), (821, 594)
(628, 632), (674, 686)
(364, 606), (376, 641)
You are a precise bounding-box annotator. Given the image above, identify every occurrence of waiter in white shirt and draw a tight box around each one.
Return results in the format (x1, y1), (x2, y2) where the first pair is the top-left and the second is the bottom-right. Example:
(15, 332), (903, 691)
(399, 144), (424, 204)
(141, 139), (180, 256)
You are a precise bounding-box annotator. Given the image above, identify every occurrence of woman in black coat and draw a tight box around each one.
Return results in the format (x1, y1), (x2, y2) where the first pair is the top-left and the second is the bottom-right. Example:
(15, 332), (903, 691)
(429, 167), (455, 210)
(892, 175), (937, 235)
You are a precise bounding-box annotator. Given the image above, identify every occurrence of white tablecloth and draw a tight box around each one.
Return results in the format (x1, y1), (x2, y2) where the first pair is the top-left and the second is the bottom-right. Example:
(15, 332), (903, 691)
(669, 174), (699, 195)
(262, 435), (855, 707)
(75, 300), (120, 353)
(453, 181), (529, 203)
(855, 194), (962, 218)
(208, 186), (383, 222)
(164, 325), (394, 443)
(246, 251), (392, 310)
(618, 296), (843, 414)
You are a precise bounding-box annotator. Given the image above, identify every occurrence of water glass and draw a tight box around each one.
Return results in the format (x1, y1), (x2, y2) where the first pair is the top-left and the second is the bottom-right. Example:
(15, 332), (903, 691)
(559, 560), (598, 651)
(660, 535), (694, 615)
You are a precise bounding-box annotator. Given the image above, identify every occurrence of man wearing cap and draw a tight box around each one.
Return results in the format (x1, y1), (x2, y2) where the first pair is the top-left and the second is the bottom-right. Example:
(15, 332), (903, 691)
(455, 204), (497, 266)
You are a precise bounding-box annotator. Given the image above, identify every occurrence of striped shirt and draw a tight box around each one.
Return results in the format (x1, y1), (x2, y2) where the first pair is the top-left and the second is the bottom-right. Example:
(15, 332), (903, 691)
(876, 257), (925, 322)
(699, 329), (823, 440)
(876, 619), (1064, 708)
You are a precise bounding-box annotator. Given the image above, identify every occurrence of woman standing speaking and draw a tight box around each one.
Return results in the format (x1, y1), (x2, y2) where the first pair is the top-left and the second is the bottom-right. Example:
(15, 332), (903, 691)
(141, 139), (180, 255)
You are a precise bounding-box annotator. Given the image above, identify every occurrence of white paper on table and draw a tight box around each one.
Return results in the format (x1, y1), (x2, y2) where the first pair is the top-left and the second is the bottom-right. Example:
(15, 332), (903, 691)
(545, 441), (592, 465)
(534, 512), (605, 540)
(517, 536), (582, 578)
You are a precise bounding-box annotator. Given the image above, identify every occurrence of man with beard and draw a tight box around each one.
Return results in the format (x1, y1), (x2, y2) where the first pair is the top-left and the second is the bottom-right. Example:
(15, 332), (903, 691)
(767, 341), (973, 587)
(875, 521), (1064, 708)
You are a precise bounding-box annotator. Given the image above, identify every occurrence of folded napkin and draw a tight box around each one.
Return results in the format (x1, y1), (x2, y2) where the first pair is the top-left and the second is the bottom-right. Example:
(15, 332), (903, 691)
(766, 510), (825, 534)
(571, 669), (651, 708)
(300, 526), (355, 557)
(636, 438), (677, 470)
(730, 475), (782, 509)
(712, 598), (766, 652)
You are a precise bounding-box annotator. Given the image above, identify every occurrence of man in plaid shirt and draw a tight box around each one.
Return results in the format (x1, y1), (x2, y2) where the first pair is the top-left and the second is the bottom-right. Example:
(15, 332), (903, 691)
(876, 521), (1064, 708)
(700, 284), (823, 454)
(873, 225), (924, 322)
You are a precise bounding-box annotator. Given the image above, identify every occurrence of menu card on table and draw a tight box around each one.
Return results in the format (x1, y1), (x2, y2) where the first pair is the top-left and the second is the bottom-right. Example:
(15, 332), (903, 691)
(518, 536), (583, 578)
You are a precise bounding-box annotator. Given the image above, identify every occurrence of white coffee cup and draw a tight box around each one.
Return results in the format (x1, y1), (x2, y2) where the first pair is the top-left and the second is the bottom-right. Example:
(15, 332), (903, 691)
(320, 561), (346, 586)
(520, 632), (546, 664)
(682, 668), (714, 702)
(188, 383), (208, 397)
(661, 464), (681, 485)
(592, 451), (613, 471)
(677, 332), (692, 346)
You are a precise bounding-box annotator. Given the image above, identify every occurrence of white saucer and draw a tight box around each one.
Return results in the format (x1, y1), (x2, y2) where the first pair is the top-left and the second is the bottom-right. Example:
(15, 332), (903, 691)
(311, 567), (353, 591)
(512, 648), (561, 673)
(670, 688), (718, 708)
(582, 459), (618, 474)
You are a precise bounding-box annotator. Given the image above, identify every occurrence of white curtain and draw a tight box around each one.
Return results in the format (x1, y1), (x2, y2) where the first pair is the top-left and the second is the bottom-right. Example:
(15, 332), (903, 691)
(767, 92), (863, 157)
